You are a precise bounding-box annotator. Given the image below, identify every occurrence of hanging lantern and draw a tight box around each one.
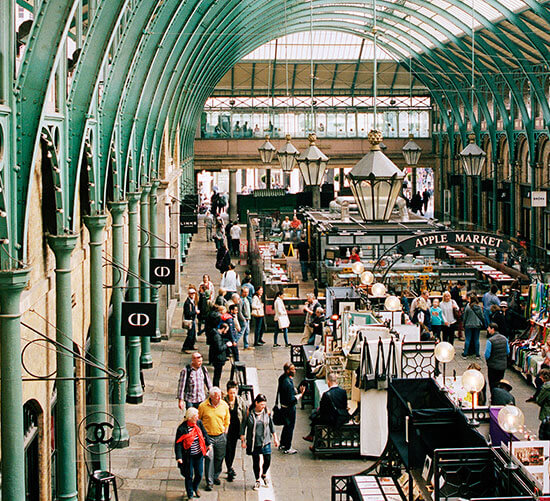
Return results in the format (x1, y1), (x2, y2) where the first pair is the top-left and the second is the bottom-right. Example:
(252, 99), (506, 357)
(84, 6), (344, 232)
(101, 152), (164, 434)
(361, 271), (374, 285)
(371, 283), (386, 297)
(384, 295), (401, 311)
(277, 134), (299, 172)
(258, 135), (276, 164)
(460, 133), (486, 176)
(352, 262), (365, 275)
(347, 130), (405, 222)
(297, 133), (329, 186)
(402, 134), (422, 166)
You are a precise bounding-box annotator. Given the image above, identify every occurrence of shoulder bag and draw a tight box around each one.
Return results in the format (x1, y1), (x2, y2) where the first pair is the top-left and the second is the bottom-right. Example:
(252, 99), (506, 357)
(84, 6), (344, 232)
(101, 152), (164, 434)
(375, 337), (389, 390)
(272, 388), (287, 426)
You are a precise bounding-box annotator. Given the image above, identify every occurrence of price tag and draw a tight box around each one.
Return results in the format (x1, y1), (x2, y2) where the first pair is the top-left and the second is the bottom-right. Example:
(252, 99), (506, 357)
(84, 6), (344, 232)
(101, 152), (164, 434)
(423, 266), (433, 273)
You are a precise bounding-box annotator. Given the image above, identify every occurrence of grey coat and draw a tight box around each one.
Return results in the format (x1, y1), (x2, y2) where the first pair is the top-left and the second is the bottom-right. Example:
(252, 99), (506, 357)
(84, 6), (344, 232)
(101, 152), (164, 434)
(462, 304), (485, 329)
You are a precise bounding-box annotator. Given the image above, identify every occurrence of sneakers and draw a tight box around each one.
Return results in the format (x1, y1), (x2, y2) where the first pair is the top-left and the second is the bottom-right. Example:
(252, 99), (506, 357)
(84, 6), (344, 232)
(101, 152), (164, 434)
(284, 447), (298, 454)
(261, 474), (269, 486)
(227, 469), (236, 481)
(253, 481), (261, 491)
(274, 343), (281, 347)
(278, 445), (287, 451)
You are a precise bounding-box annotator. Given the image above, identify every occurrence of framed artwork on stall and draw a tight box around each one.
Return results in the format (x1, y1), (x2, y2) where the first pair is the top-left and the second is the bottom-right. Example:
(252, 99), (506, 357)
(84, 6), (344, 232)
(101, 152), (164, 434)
(422, 455), (434, 485)
(325, 335), (333, 352)
(337, 299), (361, 316)
(511, 441), (550, 493)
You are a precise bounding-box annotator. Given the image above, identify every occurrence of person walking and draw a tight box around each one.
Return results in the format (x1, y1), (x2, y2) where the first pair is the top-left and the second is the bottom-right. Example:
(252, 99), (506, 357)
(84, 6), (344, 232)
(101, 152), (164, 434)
(224, 381), (247, 482)
(175, 407), (212, 500)
(230, 221), (242, 257)
(182, 288), (199, 353)
(409, 290), (431, 319)
(485, 322), (510, 399)
(239, 287), (253, 350)
(273, 290), (290, 347)
(412, 297), (432, 340)
(177, 352), (212, 410)
(440, 291), (459, 345)
(220, 264), (240, 300)
(451, 281), (465, 341)
(277, 363), (305, 454)
(215, 288), (228, 308)
(213, 224), (225, 250)
(204, 211), (214, 242)
(252, 286), (265, 346)
(198, 388), (230, 491)
(240, 394), (279, 491)
(482, 285), (501, 328)
(462, 293), (485, 358)
(430, 298), (444, 341)
(209, 322), (231, 387)
(297, 236), (310, 281)
(201, 274), (216, 299)
(197, 284), (211, 336)
(215, 243), (231, 274)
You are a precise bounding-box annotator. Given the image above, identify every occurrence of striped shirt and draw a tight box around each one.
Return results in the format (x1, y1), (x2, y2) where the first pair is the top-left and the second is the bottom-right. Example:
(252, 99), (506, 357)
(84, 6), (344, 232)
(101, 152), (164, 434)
(190, 435), (201, 455)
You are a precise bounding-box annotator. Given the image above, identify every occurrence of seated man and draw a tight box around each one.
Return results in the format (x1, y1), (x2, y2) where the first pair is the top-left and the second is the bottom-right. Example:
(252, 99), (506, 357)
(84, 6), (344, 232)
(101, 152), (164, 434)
(303, 372), (350, 442)
(491, 379), (515, 406)
(308, 307), (325, 345)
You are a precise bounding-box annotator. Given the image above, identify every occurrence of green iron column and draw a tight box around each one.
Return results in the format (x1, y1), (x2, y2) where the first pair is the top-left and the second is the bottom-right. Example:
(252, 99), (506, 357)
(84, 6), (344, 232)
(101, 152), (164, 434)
(0, 269), (30, 501)
(83, 214), (108, 466)
(48, 234), (79, 501)
(108, 201), (130, 447)
(126, 192), (143, 404)
(140, 185), (153, 369)
(149, 181), (162, 342)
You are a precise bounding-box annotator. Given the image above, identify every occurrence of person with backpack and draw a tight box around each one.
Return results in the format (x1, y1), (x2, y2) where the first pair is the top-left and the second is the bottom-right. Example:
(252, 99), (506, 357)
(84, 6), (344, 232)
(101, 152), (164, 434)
(462, 293), (485, 359)
(208, 322), (232, 388)
(177, 352), (212, 410)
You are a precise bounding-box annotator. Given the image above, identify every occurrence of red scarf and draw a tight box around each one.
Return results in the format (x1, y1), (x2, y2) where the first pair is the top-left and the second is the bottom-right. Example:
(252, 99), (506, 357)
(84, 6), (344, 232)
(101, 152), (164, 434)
(176, 422), (207, 456)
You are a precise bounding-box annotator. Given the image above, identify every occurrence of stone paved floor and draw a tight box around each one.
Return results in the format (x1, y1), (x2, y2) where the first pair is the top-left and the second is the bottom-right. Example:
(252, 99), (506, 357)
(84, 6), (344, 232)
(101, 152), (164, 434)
(111, 224), (540, 500)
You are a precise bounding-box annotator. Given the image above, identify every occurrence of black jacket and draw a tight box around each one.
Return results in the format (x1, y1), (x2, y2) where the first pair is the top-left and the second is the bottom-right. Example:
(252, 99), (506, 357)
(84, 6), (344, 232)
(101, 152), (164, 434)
(174, 419), (211, 469)
(491, 387), (515, 406)
(297, 241), (309, 262)
(318, 386), (350, 427)
(278, 374), (298, 407)
(216, 248), (231, 273)
(310, 314), (325, 336)
(184, 298), (197, 320)
(208, 328), (229, 365)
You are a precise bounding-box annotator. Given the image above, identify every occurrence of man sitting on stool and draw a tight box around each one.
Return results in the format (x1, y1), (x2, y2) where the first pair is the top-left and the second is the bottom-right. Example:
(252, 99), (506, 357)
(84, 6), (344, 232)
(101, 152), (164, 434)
(491, 379), (516, 406)
(303, 372), (350, 443)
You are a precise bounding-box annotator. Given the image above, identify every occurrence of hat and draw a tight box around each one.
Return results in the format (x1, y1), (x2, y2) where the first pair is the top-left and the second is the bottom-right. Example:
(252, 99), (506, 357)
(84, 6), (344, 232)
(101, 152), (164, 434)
(500, 301), (508, 308)
(498, 379), (513, 391)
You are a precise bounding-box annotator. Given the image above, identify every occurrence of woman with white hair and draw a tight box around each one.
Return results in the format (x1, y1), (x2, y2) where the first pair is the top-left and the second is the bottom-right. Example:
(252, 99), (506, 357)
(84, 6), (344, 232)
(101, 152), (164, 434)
(440, 291), (459, 345)
(175, 407), (211, 499)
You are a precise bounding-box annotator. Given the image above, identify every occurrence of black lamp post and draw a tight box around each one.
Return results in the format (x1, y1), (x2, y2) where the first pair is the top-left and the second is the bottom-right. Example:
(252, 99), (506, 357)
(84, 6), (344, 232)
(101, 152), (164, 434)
(347, 130), (405, 221)
(460, 133), (486, 224)
(402, 134), (422, 193)
(297, 133), (329, 209)
(258, 135), (276, 189)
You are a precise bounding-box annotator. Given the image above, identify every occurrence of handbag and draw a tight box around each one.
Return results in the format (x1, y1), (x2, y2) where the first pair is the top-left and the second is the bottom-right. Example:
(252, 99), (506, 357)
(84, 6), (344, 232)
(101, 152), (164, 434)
(345, 333), (362, 370)
(375, 337), (389, 390)
(182, 319), (193, 330)
(278, 314), (290, 329)
(272, 389), (286, 426)
(356, 338), (376, 390)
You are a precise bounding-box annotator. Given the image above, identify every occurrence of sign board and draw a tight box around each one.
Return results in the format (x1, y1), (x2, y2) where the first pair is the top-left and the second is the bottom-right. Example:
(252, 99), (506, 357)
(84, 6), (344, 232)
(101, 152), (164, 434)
(439, 267), (478, 281)
(121, 302), (157, 337)
(531, 191), (547, 208)
(180, 194), (198, 234)
(395, 231), (511, 255)
(150, 258), (176, 285)
(423, 266), (433, 273)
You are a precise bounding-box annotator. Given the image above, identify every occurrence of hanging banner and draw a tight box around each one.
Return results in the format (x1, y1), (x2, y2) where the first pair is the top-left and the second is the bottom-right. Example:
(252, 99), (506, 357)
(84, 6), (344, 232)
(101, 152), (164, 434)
(180, 194), (198, 234)
(121, 302), (157, 337)
(150, 258), (176, 285)
(395, 231), (512, 255)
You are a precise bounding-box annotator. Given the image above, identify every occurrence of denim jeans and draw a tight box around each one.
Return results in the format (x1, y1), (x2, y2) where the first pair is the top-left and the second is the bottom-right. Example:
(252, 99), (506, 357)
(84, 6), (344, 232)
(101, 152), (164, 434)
(254, 316), (264, 344)
(274, 325), (289, 346)
(280, 405), (296, 449)
(182, 454), (204, 497)
(241, 319), (250, 348)
(300, 261), (309, 281)
(463, 327), (480, 356)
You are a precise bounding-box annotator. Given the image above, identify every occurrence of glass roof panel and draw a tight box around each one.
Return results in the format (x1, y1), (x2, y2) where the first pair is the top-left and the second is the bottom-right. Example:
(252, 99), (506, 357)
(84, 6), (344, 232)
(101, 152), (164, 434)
(243, 31), (395, 61)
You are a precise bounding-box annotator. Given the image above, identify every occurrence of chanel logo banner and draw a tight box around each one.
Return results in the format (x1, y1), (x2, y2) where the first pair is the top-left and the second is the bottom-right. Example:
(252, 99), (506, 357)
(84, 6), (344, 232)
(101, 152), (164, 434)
(150, 258), (176, 285)
(121, 302), (157, 336)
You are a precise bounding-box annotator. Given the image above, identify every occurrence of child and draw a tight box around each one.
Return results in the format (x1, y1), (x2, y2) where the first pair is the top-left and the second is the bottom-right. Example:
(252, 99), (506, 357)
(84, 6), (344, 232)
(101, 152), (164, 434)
(430, 298), (444, 340)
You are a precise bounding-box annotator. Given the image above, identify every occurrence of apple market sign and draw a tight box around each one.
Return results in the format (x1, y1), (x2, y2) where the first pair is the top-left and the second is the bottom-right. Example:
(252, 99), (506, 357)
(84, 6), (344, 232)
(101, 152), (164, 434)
(396, 231), (511, 255)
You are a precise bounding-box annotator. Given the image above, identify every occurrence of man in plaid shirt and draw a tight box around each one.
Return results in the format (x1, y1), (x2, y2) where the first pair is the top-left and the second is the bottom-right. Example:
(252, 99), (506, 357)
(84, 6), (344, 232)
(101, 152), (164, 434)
(177, 352), (212, 410)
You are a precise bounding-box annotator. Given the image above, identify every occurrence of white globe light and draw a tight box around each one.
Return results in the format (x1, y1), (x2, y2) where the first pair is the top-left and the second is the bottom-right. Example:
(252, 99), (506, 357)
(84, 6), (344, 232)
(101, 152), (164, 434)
(384, 295), (401, 311)
(462, 369), (485, 393)
(371, 283), (386, 297)
(434, 342), (455, 363)
(361, 271), (374, 285)
(352, 262), (365, 275)
(498, 405), (525, 434)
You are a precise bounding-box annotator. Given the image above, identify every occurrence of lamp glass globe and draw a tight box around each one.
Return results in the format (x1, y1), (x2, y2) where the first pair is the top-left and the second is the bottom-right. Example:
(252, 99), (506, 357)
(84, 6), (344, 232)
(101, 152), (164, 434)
(361, 271), (374, 285)
(462, 369), (485, 393)
(371, 283), (387, 297)
(352, 262), (365, 275)
(434, 342), (455, 363)
(384, 295), (402, 311)
(497, 405), (525, 434)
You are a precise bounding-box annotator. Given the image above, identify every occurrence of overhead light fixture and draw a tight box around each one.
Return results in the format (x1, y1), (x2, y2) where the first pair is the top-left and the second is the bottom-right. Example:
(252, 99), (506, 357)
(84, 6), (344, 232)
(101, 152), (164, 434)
(460, 133), (486, 176)
(258, 135), (276, 164)
(347, 130), (405, 222)
(277, 134), (299, 172)
(297, 133), (329, 208)
(402, 134), (422, 167)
